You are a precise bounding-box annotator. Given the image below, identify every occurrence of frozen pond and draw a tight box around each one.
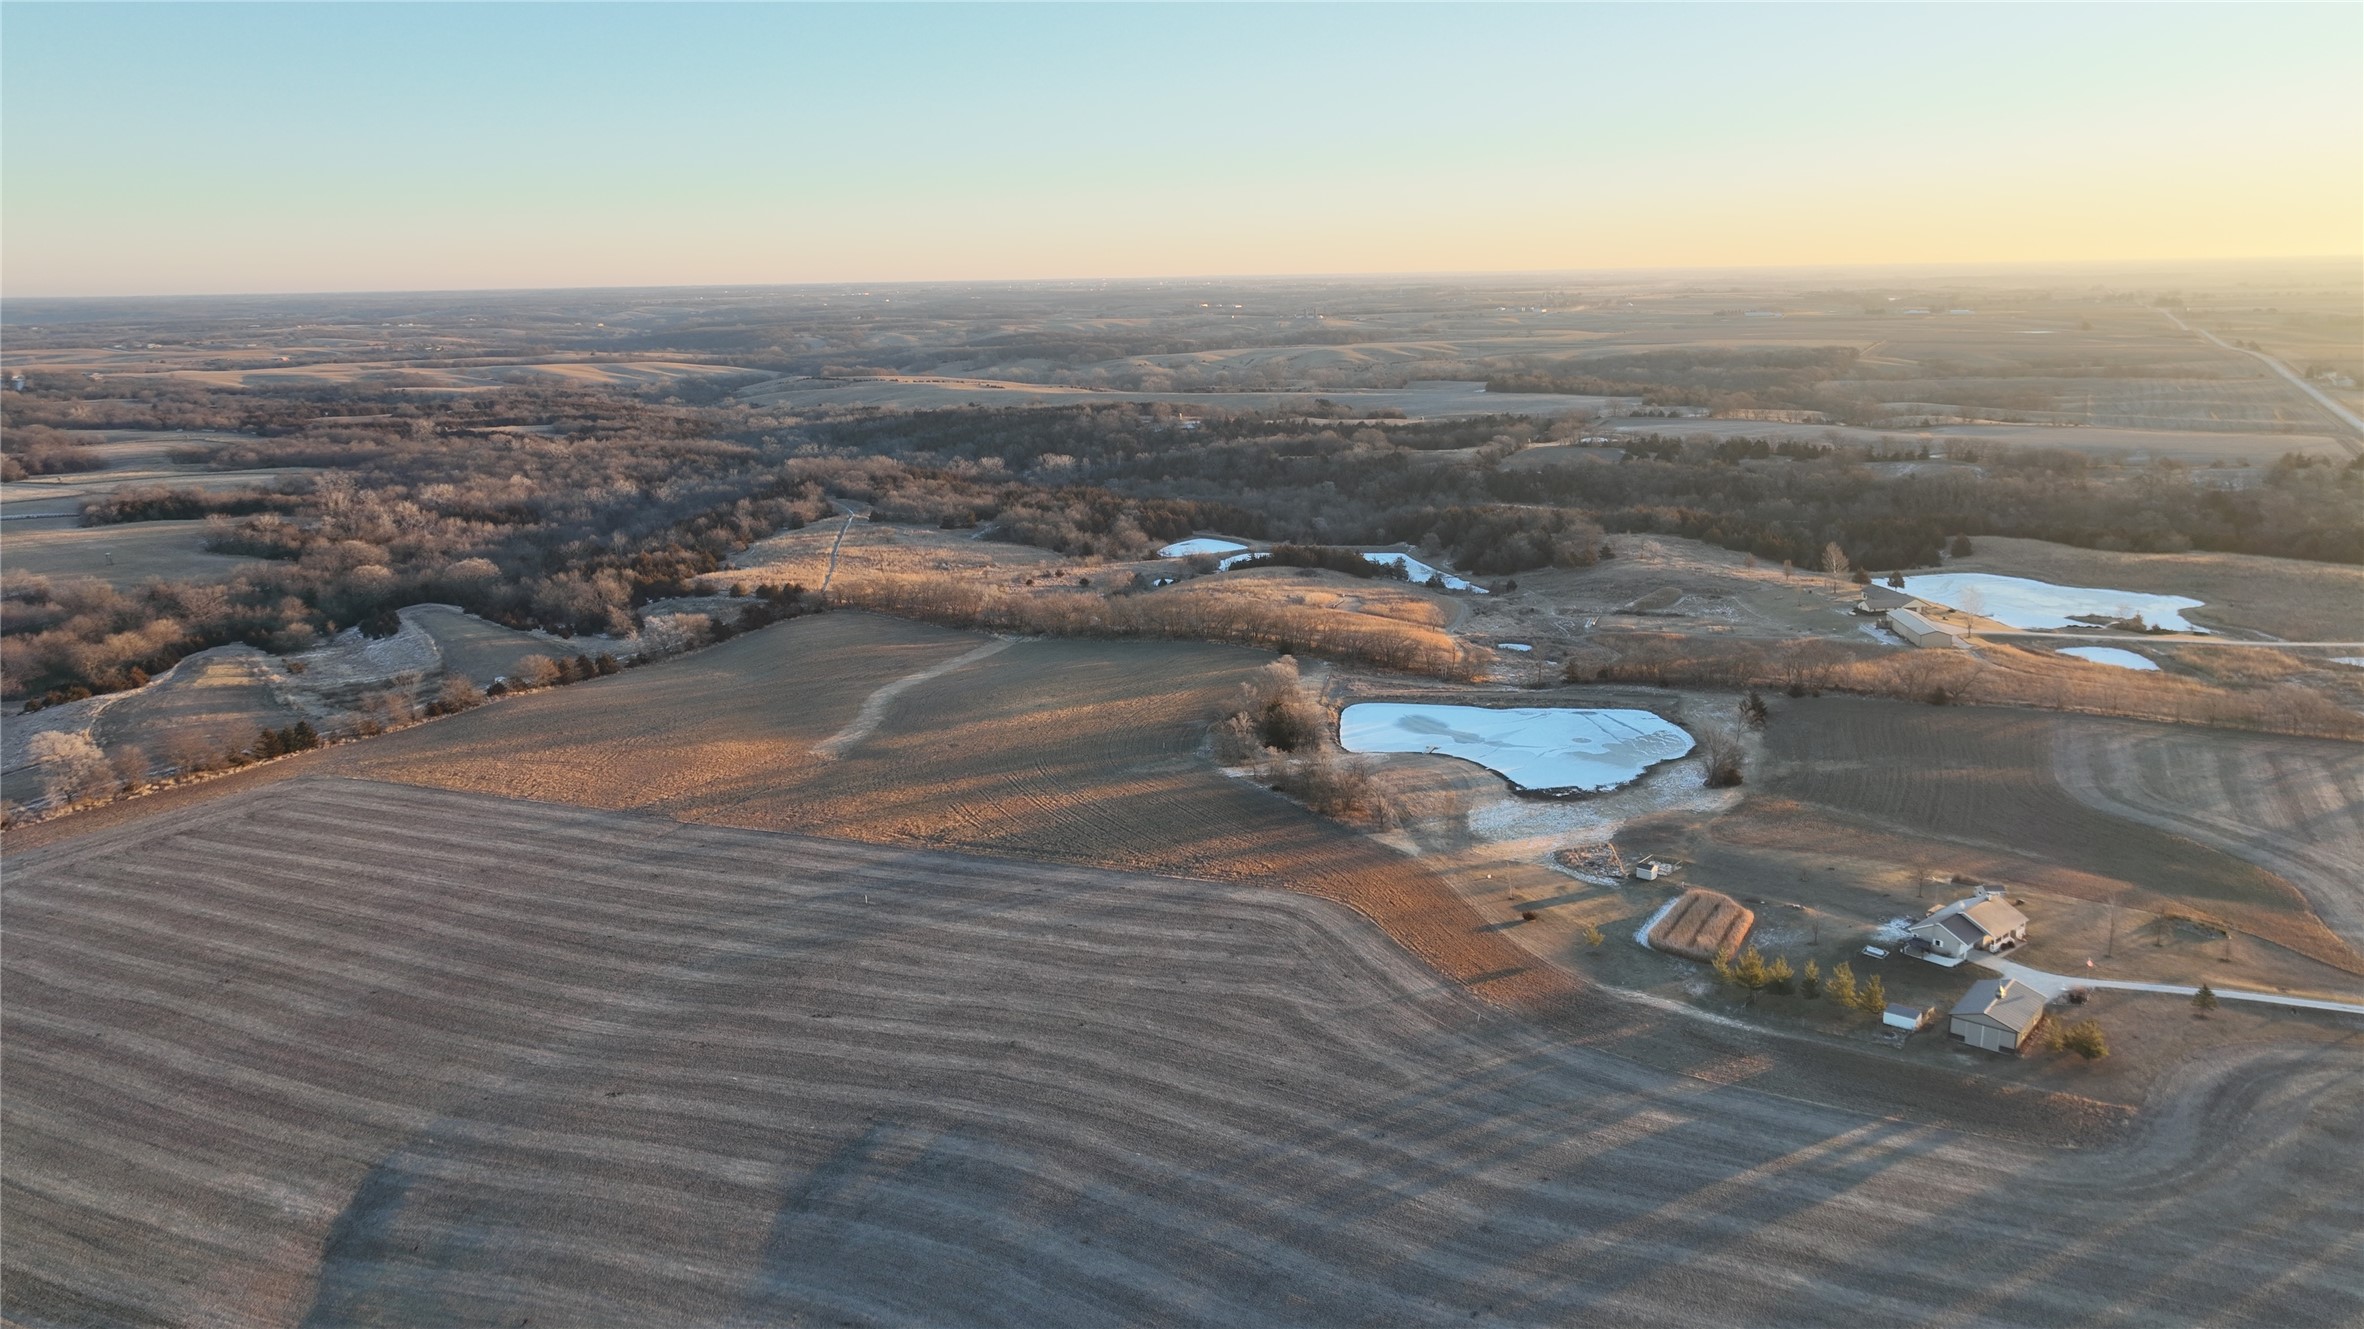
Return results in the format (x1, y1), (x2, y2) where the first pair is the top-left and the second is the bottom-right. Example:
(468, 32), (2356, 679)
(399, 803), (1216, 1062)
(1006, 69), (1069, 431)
(1339, 703), (1693, 794)
(2058, 646), (2160, 671)
(1157, 537), (1249, 558)
(1218, 549), (1488, 592)
(1900, 572), (2204, 632)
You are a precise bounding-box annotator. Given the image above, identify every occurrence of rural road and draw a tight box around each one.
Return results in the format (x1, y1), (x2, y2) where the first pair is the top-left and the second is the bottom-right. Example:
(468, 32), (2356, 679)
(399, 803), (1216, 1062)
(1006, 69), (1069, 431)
(1983, 958), (2364, 1016)
(2161, 307), (2364, 451)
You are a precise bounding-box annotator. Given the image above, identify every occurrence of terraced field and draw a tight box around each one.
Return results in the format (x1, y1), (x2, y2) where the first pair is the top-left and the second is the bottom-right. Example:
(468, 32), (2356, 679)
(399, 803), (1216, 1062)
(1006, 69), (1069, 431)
(2056, 725), (2364, 955)
(1761, 697), (2362, 973)
(8, 777), (2360, 1327)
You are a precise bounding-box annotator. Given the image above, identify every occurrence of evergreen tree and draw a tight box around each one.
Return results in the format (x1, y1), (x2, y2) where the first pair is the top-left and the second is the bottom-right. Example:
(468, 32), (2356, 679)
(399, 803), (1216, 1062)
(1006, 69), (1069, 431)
(1800, 959), (1822, 998)
(1765, 955), (1795, 995)
(1826, 961), (1858, 1008)
(253, 727), (285, 759)
(2192, 983), (2218, 1015)
(1857, 974), (1887, 1015)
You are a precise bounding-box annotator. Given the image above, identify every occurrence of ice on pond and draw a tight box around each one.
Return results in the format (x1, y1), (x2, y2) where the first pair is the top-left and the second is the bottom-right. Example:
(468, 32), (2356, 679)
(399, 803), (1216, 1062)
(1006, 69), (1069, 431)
(1157, 537), (1250, 558)
(1215, 549), (1489, 593)
(2057, 646), (2160, 671)
(1900, 572), (2204, 632)
(1339, 703), (1693, 794)
(1360, 551), (1487, 592)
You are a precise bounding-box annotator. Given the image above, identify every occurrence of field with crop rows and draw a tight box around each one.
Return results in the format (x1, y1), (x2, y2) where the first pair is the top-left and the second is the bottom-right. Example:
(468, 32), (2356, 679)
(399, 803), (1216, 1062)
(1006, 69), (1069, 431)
(8, 776), (2362, 1327)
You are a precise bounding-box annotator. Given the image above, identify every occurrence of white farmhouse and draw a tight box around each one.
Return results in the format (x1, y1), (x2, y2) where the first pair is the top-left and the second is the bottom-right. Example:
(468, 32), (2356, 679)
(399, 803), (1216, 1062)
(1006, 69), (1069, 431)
(1905, 892), (2030, 965)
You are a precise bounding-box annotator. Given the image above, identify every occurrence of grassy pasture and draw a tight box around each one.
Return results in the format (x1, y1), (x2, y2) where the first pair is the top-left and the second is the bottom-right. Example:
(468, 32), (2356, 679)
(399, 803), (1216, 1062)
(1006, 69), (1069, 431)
(87, 645), (303, 768)
(0, 520), (255, 590)
(14, 778), (2360, 1324)
(404, 604), (588, 684)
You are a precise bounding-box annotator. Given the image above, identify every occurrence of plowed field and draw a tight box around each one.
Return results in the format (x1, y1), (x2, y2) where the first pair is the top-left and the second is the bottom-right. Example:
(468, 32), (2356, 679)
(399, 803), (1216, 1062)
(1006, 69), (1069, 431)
(7, 778), (2360, 1327)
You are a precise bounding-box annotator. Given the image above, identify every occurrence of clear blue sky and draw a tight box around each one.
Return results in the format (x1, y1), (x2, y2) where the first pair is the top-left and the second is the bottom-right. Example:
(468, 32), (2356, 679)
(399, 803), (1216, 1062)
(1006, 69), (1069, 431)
(4, 2), (2357, 295)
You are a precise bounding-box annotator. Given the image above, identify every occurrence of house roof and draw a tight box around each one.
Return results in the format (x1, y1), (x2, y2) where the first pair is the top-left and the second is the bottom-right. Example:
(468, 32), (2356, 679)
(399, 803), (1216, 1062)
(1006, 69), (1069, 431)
(1951, 978), (2047, 1033)
(1888, 606), (1965, 639)
(1883, 1004), (1930, 1023)
(1961, 896), (2028, 937)
(1939, 913), (1990, 948)
(1862, 583), (1919, 611)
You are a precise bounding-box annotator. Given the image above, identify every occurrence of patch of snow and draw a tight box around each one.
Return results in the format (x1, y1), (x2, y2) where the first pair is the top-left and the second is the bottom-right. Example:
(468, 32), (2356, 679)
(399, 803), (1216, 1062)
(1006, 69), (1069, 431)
(1341, 703), (1692, 794)
(1464, 759), (1739, 856)
(1857, 622), (1907, 647)
(1899, 572), (2205, 632)
(1633, 895), (1681, 950)
(1157, 537), (1249, 558)
(2057, 646), (2160, 671)
(1872, 917), (1914, 945)
(2333, 658), (2364, 669)
(1496, 642), (1533, 652)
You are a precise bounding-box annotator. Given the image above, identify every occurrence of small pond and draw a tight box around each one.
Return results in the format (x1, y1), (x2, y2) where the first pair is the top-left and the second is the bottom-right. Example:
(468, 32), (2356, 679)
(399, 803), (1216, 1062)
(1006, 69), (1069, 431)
(1338, 702), (1692, 794)
(1899, 572), (2204, 632)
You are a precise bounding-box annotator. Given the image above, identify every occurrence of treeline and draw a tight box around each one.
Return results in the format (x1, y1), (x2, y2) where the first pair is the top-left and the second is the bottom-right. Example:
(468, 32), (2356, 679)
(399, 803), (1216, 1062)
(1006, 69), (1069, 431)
(1, 424), (109, 479)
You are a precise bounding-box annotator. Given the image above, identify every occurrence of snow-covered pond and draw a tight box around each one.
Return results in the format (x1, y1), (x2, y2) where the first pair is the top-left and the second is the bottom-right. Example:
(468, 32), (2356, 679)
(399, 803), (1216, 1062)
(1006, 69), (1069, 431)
(1158, 537), (1249, 558)
(1899, 572), (2204, 632)
(2057, 646), (2160, 671)
(1216, 549), (1489, 592)
(1339, 703), (1693, 794)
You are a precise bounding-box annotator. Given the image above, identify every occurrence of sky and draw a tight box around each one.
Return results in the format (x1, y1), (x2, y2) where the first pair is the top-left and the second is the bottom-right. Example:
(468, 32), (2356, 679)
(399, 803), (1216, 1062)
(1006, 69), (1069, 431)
(3, 2), (2357, 296)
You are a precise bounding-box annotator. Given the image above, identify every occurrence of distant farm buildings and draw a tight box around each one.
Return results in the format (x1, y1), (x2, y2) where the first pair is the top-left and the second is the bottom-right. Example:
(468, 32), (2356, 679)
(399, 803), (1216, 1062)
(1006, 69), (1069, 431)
(1905, 892), (2030, 965)
(1886, 606), (1971, 649)
(1949, 978), (2047, 1052)
(1857, 583), (1975, 649)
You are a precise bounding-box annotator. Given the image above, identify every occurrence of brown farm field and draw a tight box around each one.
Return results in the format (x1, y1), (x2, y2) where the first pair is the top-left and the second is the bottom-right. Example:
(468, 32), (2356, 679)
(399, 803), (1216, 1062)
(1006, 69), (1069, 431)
(331, 613), (1556, 1004)
(11, 777), (2362, 1326)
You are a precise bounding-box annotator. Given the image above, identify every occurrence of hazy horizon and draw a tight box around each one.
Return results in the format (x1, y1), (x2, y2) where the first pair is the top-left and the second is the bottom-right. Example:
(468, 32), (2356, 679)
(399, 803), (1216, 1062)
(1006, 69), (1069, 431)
(4, 3), (2358, 298)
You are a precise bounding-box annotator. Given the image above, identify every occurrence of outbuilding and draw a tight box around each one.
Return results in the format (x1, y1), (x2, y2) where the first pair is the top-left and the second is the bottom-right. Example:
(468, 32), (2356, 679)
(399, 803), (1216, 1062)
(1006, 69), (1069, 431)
(1949, 977), (2048, 1053)
(1882, 1004), (1934, 1032)
(1887, 605), (1969, 649)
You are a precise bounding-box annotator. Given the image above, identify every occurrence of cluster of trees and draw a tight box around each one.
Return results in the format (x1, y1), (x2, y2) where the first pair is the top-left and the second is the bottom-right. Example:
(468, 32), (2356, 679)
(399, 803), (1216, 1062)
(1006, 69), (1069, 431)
(13, 365), (2358, 713)
(1, 423), (109, 479)
(1714, 948), (1888, 1016)
(1207, 659), (1395, 825)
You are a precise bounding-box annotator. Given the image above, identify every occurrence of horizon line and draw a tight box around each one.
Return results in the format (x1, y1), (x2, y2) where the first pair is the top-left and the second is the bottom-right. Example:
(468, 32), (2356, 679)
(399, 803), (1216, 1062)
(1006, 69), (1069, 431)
(6, 253), (2360, 307)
